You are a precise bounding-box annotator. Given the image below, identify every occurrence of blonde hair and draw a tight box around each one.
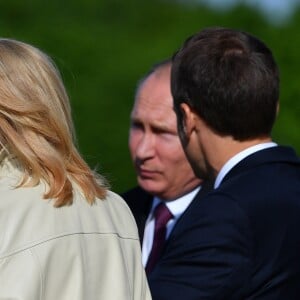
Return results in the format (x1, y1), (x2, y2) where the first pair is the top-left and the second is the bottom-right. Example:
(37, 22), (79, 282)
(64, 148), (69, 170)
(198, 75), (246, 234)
(0, 38), (107, 207)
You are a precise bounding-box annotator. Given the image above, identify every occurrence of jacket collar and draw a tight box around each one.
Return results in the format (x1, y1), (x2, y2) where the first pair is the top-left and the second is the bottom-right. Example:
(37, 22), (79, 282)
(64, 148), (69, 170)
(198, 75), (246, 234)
(221, 145), (300, 186)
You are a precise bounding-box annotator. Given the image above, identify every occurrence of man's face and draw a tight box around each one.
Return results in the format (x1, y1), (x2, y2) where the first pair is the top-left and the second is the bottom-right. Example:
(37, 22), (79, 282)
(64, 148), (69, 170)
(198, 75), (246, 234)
(129, 66), (201, 200)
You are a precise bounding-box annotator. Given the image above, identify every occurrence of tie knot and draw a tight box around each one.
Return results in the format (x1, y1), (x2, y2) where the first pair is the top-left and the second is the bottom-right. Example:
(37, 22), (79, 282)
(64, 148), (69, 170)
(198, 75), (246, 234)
(154, 202), (173, 226)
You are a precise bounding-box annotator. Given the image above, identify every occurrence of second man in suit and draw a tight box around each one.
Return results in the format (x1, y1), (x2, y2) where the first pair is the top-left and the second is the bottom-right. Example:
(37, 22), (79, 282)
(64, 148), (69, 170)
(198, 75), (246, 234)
(122, 59), (209, 277)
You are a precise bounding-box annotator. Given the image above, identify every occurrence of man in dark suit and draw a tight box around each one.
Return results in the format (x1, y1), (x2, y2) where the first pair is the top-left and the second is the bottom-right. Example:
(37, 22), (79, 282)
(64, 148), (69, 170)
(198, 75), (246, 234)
(122, 59), (210, 276)
(146, 27), (300, 299)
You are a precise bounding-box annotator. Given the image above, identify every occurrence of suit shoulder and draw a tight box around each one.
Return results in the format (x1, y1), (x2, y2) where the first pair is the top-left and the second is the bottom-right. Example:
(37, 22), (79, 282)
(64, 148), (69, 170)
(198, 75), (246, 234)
(122, 186), (151, 203)
(121, 186), (153, 213)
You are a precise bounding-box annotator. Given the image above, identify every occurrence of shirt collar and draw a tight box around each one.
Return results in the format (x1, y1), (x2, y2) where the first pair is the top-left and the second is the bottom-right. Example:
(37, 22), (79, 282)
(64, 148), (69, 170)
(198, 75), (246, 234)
(214, 142), (277, 189)
(151, 186), (201, 220)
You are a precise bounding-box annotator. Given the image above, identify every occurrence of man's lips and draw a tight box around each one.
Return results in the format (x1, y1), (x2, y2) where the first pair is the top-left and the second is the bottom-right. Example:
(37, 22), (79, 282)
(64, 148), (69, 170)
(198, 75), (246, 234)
(136, 167), (159, 178)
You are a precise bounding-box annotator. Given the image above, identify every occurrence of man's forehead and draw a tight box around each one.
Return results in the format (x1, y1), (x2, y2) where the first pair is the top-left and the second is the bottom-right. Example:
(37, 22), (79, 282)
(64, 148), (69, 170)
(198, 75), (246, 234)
(132, 97), (174, 117)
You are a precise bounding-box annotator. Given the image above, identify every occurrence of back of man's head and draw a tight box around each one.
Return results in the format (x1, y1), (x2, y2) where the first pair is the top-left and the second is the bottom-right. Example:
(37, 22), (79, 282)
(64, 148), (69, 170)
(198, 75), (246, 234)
(171, 27), (279, 141)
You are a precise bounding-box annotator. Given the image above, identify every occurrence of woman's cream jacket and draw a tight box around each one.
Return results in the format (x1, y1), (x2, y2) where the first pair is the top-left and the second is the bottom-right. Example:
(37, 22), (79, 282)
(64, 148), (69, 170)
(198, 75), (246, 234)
(0, 151), (151, 300)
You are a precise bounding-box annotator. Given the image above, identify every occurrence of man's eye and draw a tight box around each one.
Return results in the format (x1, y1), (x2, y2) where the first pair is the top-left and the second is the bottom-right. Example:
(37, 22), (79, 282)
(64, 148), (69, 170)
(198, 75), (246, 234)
(131, 122), (143, 130)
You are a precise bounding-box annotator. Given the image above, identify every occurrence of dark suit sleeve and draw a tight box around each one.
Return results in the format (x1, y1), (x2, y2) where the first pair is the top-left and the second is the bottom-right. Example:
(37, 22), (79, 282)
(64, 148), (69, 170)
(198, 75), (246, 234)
(148, 192), (253, 300)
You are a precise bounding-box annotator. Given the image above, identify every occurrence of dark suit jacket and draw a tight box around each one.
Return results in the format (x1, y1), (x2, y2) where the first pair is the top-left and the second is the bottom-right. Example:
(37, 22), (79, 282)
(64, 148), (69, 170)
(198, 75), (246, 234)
(122, 181), (213, 294)
(138, 145), (300, 300)
(122, 186), (153, 243)
(122, 183), (212, 244)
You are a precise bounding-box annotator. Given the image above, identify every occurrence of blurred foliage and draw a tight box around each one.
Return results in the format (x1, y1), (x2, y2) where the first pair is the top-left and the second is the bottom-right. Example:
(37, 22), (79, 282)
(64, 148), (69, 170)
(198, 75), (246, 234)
(0, 0), (299, 193)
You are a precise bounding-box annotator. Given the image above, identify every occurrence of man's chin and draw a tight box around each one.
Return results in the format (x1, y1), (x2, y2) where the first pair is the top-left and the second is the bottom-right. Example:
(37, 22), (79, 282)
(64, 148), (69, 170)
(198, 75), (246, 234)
(138, 179), (163, 195)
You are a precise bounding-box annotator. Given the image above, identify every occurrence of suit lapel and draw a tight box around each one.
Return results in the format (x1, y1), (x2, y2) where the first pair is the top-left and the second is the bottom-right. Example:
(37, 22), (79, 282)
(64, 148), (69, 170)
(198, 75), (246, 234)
(164, 180), (213, 250)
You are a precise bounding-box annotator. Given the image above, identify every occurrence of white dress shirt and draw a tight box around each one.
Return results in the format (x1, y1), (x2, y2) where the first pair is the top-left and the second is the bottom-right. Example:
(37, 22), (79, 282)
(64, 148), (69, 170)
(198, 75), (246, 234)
(142, 186), (201, 266)
(214, 142), (277, 189)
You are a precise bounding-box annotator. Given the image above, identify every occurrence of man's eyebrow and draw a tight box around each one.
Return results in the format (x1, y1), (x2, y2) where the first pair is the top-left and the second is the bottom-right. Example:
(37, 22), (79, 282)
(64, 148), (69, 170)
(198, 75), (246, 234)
(130, 116), (176, 133)
(151, 121), (177, 133)
(130, 116), (142, 123)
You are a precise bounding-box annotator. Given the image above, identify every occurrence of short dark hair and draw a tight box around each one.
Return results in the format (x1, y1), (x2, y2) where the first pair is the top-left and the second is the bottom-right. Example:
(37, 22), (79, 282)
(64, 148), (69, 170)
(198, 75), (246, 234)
(171, 27), (279, 141)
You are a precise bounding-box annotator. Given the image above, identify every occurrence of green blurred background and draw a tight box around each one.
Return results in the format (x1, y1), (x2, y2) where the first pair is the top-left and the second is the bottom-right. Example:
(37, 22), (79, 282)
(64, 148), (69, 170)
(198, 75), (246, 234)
(1, 0), (299, 193)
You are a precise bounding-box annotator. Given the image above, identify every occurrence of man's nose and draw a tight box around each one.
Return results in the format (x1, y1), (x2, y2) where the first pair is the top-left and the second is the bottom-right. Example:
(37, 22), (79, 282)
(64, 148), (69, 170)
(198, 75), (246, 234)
(135, 133), (155, 160)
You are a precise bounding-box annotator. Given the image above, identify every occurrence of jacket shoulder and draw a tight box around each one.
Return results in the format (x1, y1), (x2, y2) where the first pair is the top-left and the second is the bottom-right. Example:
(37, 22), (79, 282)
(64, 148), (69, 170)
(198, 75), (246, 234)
(121, 186), (153, 211)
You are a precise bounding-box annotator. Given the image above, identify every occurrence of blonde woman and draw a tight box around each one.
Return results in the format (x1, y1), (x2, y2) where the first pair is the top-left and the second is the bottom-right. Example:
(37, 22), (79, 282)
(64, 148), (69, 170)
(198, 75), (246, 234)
(0, 39), (151, 300)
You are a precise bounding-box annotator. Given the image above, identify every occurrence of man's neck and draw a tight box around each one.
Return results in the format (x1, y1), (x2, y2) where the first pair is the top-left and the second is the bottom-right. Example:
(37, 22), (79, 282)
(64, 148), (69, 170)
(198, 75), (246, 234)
(208, 136), (272, 178)
(214, 140), (277, 188)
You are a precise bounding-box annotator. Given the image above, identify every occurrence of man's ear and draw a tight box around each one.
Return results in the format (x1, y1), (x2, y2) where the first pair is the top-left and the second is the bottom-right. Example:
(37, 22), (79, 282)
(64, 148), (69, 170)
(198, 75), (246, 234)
(180, 103), (196, 138)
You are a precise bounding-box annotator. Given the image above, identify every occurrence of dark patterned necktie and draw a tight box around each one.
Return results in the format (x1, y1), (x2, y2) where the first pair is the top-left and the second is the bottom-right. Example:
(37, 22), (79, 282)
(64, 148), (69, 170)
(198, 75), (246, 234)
(145, 202), (173, 274)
